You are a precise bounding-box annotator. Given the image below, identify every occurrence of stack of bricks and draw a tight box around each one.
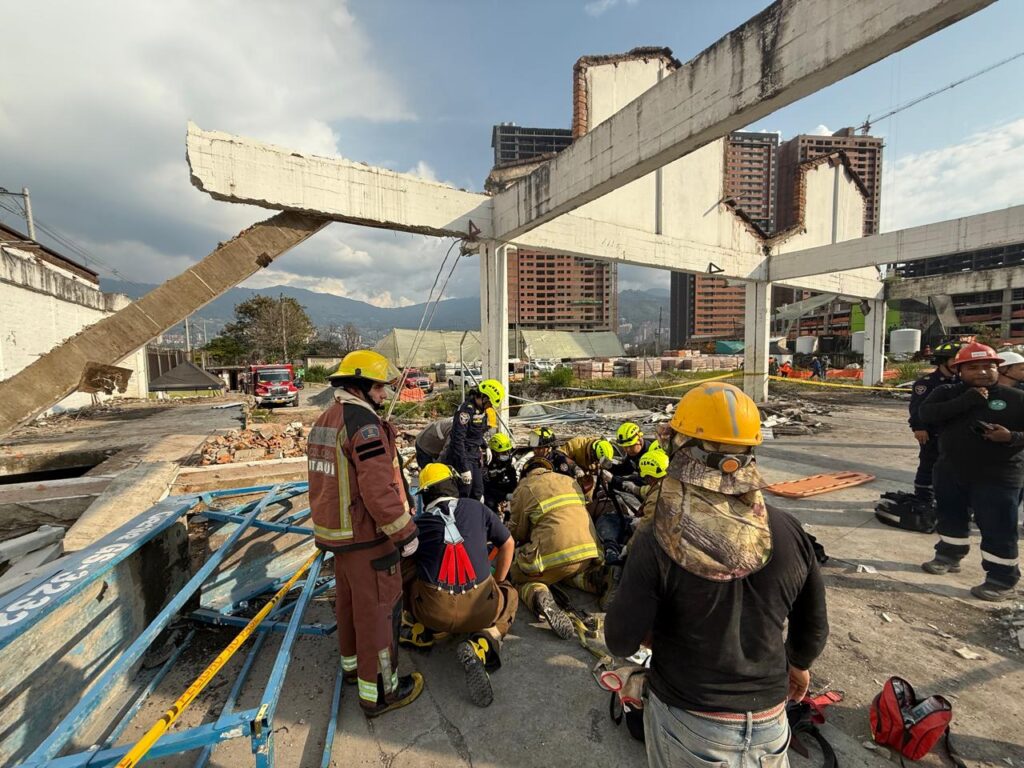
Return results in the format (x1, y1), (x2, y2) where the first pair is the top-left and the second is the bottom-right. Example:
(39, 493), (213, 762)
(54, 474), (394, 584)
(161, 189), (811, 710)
(628, 358), (663, 378)
(572, 360), (613, 379)
(678, 355), (743, 371)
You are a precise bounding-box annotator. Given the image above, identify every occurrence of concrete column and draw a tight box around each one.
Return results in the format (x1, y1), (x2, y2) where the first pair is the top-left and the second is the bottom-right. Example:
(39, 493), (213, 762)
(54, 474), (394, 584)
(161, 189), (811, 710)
(1000, 287), (1013, 339)
(743, 281), (771, 403)
(862, 299), (887, 386)
(479, 241), (510, 429)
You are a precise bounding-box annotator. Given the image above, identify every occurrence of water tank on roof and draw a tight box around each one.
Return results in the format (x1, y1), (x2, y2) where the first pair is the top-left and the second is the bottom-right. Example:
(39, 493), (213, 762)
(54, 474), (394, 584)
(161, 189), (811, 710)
(890, 328), (922, 356)
(794, 336), (818, 355)
(851, 331), (865, 354)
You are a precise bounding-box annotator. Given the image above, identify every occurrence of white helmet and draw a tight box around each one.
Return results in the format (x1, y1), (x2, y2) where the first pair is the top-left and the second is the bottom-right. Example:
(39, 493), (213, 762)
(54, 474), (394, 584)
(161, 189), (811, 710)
(998, 351), (1024, 368)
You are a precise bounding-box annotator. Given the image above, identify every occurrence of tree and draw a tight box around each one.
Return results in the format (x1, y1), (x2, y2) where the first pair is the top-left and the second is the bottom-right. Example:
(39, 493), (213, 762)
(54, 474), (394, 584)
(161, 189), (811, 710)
(307, 325), (346, 357)
(340, 323), (362, 353)
(202, 335), (248, 365)
(223, 295), (315, 362)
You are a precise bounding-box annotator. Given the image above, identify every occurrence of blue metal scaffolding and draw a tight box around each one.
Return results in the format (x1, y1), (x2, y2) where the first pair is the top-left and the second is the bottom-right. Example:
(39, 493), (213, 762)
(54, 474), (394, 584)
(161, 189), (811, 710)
(2, 482), (343, 768)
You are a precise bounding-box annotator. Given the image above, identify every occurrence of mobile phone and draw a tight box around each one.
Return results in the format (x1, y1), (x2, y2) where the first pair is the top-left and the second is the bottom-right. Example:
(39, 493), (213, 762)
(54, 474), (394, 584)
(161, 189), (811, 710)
(971, 421), (993, 435)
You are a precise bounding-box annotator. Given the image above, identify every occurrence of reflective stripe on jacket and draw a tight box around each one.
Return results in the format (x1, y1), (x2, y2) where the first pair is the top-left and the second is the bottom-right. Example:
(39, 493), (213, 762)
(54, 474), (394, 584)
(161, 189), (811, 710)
(508, 468), (602, 574)
(307, 390), (417, 552)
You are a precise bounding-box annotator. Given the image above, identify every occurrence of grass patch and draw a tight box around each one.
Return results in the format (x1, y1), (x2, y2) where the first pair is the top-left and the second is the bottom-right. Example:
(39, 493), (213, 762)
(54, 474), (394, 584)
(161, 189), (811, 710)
(894, 361), (928, 384)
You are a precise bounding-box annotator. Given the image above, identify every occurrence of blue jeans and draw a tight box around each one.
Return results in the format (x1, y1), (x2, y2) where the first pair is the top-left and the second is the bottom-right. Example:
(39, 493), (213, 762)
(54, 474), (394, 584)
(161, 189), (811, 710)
(644, 691), (790, 768)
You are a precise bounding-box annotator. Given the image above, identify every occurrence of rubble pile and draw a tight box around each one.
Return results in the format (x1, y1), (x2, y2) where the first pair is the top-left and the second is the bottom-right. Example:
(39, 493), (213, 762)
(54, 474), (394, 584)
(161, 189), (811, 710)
(759, 397), (836, 436)
(1001, 606), (1024, 651)
(197, 422), (308, 465)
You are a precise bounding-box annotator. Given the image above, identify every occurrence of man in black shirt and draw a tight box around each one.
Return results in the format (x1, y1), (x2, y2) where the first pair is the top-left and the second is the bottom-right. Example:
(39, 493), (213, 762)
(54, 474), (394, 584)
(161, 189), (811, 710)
(908, 341), (960, 502)
(606, 382), (828, 768)
(919, 342), (1024, 602)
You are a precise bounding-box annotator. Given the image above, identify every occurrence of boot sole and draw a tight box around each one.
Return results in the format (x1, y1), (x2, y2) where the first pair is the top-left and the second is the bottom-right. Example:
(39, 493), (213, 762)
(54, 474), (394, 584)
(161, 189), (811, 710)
(536, 593), (577, 642)
(456, 643), (494, 708)
(362, 673), (424, 718)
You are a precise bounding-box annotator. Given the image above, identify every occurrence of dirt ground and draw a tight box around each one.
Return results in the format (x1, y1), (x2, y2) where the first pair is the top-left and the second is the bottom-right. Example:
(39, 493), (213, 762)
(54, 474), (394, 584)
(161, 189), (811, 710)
(31, 384), (1024, 766)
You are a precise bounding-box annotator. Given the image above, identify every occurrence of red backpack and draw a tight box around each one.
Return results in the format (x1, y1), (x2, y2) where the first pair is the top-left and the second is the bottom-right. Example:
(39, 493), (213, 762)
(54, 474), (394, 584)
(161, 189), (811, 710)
(869, 677), (965, 766)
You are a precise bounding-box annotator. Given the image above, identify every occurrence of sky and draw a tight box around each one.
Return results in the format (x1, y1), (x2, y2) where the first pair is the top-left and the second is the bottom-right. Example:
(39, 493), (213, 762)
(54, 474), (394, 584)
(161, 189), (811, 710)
(1, 0), (1023, 309)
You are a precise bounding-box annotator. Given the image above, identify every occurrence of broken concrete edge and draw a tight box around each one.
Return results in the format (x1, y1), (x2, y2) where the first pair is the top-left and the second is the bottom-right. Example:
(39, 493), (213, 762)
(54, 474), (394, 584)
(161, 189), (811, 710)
(173, 456), (308, 494)
(63, 461), (181, 552)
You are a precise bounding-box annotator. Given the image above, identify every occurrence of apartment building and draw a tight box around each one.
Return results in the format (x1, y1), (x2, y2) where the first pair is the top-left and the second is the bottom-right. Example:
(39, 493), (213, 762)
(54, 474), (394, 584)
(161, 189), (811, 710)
(509, 249), (617, 332)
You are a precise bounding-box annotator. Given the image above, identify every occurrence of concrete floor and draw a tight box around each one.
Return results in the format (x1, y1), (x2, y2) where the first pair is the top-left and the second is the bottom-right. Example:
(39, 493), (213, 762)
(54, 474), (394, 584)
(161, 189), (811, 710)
(13, 390), (1024, 767)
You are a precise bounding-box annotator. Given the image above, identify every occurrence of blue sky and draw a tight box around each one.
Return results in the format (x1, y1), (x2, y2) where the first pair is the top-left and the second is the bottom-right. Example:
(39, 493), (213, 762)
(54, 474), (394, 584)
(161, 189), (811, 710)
(1, 0), (1022, 307)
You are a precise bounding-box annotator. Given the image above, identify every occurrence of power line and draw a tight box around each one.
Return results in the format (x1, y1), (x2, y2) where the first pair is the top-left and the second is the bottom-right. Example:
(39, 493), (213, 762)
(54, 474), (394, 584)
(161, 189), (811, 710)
(860, 50), (1024, 133)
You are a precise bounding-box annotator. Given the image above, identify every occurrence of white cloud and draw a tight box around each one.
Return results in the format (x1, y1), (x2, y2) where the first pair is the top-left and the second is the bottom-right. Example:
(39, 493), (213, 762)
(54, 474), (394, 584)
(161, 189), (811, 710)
(811, 124), (832, 136)
(881, 118), (1024, 232)
(0, 1), (443, 306)
(584, 0), (639, 17)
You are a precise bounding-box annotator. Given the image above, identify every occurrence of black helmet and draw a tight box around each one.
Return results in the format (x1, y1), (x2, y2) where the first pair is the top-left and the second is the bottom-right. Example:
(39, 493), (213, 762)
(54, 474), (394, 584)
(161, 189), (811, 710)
(931, 341), (962, 365)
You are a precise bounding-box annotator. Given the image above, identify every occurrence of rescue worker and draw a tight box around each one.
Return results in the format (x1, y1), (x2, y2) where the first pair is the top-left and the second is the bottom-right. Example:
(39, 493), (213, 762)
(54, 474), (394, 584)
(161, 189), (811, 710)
(401, 463), (517, 707)
(528, 427), (575, 477)
(445, 379), (505, 501)
(483, 433), (518, 516)
(563, 435), (616, 495)
(768, 357), (780, 377)
(636, 447), (669, 513)
(414, 416), (453, 470)
(606, 382), (829, 768)
(779, 360), (793, 378)
(920, 342), (1024, 601)
(909, 341), (961, 503)
(997, 351), (1024, 390)
(610, 422), (656, 489)
(508, 456), (603, 641)
(810, 356), (824, 381)
(307, 350), (423, 717)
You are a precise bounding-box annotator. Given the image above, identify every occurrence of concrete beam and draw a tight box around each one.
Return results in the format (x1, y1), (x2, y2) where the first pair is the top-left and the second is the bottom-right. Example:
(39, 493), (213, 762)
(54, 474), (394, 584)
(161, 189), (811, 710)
(863, 299), (887, 387)
(744, 282), (771, 403)
(479, 243), (510, 429)
(771, 205), (1024, 281)
(886, 265), (1024, 300)
(491, 0), (994, 240)
(0, 212), (327, 435)
(188, 123), (492, 239)
(775, 269), (883, 300)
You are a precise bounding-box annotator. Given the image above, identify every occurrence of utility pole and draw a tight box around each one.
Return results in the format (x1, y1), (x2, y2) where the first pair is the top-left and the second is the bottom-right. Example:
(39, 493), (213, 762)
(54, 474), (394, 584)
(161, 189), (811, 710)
(22, 188), (35, 241)
(184, 316), (192, 356)
(280, 294), (289, 363)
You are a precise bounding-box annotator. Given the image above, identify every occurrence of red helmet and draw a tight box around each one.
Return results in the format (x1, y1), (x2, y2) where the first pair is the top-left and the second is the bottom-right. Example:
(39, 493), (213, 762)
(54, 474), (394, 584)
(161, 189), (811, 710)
(949, 342), (1003, 368)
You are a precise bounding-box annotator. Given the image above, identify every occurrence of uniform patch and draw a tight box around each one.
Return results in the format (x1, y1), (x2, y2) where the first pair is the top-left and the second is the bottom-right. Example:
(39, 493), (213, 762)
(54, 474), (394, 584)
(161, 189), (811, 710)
(458, 412), (471, 425)
(359, 425), (380, 440)
(914, 384), (927, 395)
(989, 399), (1008, 411)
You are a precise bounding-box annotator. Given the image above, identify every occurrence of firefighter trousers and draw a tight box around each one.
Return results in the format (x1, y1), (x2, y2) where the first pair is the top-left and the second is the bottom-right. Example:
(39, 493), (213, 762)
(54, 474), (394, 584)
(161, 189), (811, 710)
(510, 557), (602, 609)
(408, 576), (518, 648)
(913, 439), (939, 501)
(333, 541), (405, 707)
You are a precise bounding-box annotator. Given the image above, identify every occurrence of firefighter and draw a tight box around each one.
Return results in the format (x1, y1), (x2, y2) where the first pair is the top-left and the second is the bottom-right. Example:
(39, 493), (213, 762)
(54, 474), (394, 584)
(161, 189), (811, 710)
(414, 416), (453, 470)
(307, 350), (423, 717)
(484, 433), (519, 516)
(637, 446), (669, 512)
(563, 435), (616, 495)
(610, 422), (656, 490)
(508, 456), (603, 640)
(445, 379), (505, 501)
(528, 427), (575, 477)
(401, 463), (518, 707)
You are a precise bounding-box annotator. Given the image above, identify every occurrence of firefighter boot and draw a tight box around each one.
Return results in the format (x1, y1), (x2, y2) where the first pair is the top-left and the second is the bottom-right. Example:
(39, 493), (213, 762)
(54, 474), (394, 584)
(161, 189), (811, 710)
(456, 637), (494, 708)
(361, 672), (425, 718)
(599, 564), (623, 611)
(399, 615), (437, 650)
(530, 586), (576, 641)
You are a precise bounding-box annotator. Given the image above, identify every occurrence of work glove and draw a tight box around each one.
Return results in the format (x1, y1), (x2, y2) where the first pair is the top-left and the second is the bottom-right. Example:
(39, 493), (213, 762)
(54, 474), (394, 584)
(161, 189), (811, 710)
(600, 469), (614, 484)
(621, 481), (641, 496)
(400, 537), (419, 557)
(460, 470), (473, 485)
(574, 467), (587, 480)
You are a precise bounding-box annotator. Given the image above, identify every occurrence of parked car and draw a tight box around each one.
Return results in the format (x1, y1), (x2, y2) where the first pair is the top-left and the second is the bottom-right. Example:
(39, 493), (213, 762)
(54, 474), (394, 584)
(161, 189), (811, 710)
(404, 368), (433, 393)
(447, 368), (482, 391)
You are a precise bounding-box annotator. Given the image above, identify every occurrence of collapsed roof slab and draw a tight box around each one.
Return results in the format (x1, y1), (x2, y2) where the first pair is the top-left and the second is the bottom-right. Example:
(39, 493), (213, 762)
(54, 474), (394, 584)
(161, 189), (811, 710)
(490, 0), (995, 241)
(0, 212), (326, 436)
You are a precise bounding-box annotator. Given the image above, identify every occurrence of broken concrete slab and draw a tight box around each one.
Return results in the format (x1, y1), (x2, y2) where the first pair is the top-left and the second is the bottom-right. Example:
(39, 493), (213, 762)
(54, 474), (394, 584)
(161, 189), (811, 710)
(63, 461), (179, 552)
(0, 475), (112, 540)
(0, 525), (64, 566)
(173, 456), (307, 494)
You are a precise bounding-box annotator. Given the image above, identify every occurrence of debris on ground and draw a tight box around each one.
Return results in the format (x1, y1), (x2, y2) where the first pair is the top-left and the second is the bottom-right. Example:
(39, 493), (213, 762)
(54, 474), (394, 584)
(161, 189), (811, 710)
(196, 422), (308, 465)
(0, 525), (65, 595)
(953, 646), (984, 660)
(759, 397), (834, 436)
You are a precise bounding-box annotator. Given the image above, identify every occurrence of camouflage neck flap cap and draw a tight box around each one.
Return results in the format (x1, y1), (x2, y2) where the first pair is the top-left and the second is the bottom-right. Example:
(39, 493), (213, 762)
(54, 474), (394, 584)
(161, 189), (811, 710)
(653, 451), (772, 581)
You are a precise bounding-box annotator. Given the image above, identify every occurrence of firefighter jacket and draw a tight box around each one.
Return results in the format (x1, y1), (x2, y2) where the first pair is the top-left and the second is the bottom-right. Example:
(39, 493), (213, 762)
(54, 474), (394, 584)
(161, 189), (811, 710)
(307, 390), (418, 553)
(564, 436), (602, 474)
(484, 455), (518, 501)
(909, 369), (956, 433)
(508, 468), (602, 575)
(548, 448), (576, 478)
(445, 397), (489, 473)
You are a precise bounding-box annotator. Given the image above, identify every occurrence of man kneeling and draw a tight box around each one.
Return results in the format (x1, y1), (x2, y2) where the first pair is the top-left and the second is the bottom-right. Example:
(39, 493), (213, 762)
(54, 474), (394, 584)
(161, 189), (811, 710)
(401, 463), (518, 707)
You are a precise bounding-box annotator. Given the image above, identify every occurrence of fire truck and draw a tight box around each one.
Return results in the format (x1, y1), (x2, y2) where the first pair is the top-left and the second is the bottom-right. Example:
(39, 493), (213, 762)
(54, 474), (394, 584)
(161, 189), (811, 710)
(248, 364), (299, 407)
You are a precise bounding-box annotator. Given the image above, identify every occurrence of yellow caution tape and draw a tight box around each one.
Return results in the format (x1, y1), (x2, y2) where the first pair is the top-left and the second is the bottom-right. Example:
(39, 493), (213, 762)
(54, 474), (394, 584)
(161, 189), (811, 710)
(116, 551), (322, 768)
(761, 374), (902, 393)
(518, 372), (738, 407)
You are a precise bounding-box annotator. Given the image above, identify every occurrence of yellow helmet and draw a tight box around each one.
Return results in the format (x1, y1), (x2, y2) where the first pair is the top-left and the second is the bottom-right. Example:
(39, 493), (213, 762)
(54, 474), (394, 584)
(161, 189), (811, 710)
(670, 382), (762, 447)
(477, 379), (505, 407)
(330, 350), (399, 383)
(529, 427), (556, 448)
(418, 462), (455, 492)
(593, 439), (616, 466)
(488, 433), (513, 453)
(638, 448), (669, 480)
(615, 422), (643, 447)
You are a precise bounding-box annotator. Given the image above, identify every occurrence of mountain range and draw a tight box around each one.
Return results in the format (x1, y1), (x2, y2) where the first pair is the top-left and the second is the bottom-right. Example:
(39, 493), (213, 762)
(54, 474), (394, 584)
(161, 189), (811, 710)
(100, 280), (670, 342)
